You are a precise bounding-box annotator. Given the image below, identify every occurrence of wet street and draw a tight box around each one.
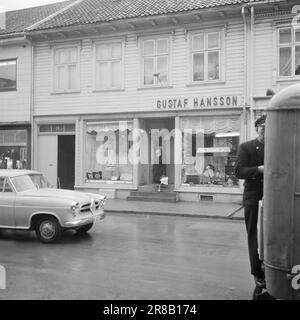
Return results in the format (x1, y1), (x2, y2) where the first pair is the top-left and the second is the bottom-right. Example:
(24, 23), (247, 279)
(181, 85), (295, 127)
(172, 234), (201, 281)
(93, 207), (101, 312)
(0, 213), (253, 300)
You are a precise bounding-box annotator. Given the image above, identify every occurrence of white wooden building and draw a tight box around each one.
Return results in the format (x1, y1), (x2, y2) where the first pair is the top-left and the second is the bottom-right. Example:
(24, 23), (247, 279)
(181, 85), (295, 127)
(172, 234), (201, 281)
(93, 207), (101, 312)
(0, 1), (77, 171)
(15, 0), (300, 201)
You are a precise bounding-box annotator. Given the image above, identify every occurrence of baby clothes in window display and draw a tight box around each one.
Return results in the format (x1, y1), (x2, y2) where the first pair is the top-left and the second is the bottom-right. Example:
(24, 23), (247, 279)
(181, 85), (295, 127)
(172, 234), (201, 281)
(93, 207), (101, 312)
(202, 164), (215, 184)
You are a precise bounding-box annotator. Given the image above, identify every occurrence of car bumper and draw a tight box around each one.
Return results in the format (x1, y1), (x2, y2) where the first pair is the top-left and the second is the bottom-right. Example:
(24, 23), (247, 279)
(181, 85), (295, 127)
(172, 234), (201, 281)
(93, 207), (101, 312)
(63, 210), (106, 228)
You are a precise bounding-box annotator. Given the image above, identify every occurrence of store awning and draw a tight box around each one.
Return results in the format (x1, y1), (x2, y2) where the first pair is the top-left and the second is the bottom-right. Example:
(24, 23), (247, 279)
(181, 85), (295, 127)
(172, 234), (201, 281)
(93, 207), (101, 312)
(86, 121), (133, 134)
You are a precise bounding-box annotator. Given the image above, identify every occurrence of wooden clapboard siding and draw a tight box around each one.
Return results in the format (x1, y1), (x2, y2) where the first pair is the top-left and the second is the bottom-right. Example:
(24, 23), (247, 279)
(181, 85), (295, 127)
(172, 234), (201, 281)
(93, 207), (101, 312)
(0, 45), (31, 122)
(253, 17), (275, 97)
(33, 18), (245, 116)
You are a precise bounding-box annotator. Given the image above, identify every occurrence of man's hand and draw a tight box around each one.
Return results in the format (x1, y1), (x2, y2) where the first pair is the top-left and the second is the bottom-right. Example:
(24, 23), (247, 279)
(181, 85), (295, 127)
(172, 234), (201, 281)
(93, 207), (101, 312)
(258, 165), (264, 173)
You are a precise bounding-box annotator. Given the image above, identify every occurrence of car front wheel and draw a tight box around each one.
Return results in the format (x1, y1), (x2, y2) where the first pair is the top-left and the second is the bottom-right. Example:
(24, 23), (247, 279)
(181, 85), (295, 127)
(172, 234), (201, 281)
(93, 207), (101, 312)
(36, 217), (62, 243)
(76, 223), (94, 234)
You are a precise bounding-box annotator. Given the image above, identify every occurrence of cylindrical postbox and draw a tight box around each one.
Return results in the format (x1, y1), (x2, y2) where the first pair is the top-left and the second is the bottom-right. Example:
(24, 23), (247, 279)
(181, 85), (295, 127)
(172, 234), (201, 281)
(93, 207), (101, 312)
(264, 83), (300, 300)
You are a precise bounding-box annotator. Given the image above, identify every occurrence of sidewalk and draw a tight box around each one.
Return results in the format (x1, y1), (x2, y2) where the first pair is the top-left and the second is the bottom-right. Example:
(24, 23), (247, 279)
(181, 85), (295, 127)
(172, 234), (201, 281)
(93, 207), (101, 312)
(105, 199), (244, 220)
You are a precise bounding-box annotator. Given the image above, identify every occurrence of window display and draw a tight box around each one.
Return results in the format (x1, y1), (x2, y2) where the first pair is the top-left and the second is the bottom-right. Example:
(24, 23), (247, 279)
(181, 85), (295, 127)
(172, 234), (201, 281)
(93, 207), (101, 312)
(85, 121), (133, 183)
(0, 129), (28, 169)
(180, 116), (240, 187)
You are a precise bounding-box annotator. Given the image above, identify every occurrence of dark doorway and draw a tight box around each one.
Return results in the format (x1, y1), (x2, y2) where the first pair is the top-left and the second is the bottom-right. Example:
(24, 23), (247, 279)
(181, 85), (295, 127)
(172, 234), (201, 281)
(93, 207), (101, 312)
(152, 136), (167, 183)
(144, 118), (175, 185)
(58, 135), (75, 190)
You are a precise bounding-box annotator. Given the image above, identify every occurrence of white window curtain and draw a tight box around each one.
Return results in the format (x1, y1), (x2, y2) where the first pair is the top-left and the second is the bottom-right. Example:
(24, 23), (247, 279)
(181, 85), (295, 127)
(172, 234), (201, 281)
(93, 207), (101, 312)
(142, 38), (169, 86)
(191, 31), (221, 82)
(53, 47), (78, 91)
(86, 121), (133, 134)
(95, 42), (122, 89)
(180, 117), (240, 134)
(278, 28), (300, 77)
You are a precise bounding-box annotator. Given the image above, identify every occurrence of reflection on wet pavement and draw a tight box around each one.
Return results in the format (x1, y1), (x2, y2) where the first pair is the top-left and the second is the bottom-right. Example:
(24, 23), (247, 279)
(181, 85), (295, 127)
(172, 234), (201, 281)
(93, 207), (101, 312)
(0, 214), (252, 300)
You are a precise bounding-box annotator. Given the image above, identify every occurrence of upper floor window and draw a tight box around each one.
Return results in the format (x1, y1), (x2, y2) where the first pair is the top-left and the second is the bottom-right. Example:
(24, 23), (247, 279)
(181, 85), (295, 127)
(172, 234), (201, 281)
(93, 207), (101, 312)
(53, 46), (79, 92)
(278, 28), (300, 77)
(191, 31), (222, 82)
(95, 42), (123, 90)
(0, 59), (17, 91)
(141, 37), (170, 87)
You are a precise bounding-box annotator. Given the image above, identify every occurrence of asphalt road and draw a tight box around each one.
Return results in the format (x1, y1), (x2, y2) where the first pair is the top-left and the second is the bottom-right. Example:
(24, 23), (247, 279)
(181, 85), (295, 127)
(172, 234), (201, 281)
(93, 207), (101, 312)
(0, 213), (253, 300)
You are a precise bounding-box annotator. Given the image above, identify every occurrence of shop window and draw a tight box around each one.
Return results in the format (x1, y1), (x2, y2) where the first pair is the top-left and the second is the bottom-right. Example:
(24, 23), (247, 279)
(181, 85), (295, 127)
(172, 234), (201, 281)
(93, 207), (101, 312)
(0, 129), (28, 169)
(191, 133), (213, 157)
(53, 46), (79, 92)
(278, 28), (300, 77)
(0, 59), (17, 91)
(141, 37), (170, 87)
(191, 31), (222, 83)
(95, 42), (123, 90)
(85, 121), (133, 183)
(181, 116), (240, 187)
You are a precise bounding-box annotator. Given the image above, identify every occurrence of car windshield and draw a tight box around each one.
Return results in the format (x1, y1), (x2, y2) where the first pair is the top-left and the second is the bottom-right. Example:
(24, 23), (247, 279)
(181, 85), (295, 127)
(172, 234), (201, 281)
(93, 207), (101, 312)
(10, 175), (36, 192)
(29, 174), (53, 189)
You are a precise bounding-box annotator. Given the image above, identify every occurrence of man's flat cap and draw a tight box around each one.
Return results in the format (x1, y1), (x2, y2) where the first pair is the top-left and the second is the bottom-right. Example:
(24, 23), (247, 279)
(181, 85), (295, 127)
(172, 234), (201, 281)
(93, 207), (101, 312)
(255, 115), (266, 127)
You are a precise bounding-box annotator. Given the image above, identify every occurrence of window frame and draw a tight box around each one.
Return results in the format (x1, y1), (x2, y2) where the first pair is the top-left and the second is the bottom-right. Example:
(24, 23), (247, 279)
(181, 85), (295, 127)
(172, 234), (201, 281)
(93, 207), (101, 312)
(0, 59), (17, 92)
(84, 120), (134, 184)
(189, 29), (224, 84)
(277, 26), (300, 79)
(52, 44), (80, 93)
(93, 39), (124, 91)
(139, 34), (172, 88)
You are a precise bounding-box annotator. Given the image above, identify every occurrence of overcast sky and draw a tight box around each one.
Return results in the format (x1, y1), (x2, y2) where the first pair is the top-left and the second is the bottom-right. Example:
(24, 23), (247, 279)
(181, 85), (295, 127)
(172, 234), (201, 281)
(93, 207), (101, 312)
(0, 0), (66, 12)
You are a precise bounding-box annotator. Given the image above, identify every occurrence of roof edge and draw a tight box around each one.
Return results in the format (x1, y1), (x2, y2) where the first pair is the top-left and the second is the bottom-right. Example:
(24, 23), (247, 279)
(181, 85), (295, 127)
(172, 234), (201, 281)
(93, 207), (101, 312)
(27, 2), (249, 34)
(25, 0), (84, 31)
(244, 0), (290, 7)
(0, 35), (30, 46)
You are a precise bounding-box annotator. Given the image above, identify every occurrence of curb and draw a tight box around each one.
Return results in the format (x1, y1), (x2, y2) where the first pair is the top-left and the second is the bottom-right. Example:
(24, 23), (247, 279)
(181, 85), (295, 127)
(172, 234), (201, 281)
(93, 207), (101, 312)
(105, 209), (244, 221)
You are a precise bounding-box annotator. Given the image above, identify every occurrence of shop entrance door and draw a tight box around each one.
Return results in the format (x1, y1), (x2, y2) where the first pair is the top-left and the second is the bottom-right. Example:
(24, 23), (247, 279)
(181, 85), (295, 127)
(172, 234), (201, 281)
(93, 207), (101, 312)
(152, 136), (166, 183)
(144, 118), (175, 185)
(57, 135), (75, 190)
(37, 135), (75, 189)
(37, 135), (58, 187)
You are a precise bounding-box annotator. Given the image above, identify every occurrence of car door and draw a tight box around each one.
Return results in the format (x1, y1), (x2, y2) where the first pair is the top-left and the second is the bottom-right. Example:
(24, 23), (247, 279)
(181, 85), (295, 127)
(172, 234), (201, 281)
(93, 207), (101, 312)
(0, 177), (16, 227)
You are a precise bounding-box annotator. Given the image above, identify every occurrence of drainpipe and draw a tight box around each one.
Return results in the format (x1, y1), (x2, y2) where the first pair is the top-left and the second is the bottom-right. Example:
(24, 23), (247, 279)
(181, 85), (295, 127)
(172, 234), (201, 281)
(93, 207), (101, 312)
(22, 35), (34, 170)
(30, 36), (34, 170)
(241, 6), (248, 143)
(249, 6), (255, 139)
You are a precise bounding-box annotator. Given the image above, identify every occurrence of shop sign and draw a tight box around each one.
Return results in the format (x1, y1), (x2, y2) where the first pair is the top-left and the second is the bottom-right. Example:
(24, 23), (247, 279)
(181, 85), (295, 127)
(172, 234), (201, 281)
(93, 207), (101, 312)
(155, 95), (242, 110)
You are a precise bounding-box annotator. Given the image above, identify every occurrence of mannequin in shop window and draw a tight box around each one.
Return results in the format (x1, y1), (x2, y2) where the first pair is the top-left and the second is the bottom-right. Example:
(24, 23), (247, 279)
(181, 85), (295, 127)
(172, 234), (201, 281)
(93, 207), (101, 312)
(202, 164), (215, 184)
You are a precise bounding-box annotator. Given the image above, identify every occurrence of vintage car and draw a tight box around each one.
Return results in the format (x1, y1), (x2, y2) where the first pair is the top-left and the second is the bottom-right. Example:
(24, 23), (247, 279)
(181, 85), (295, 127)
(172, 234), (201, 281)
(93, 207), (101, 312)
(0, 169), (106, 243)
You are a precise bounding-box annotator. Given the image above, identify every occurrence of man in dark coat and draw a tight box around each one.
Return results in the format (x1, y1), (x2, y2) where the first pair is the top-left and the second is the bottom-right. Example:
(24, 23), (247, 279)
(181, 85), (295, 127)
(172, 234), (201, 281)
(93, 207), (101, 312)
(235, 114), (270, 299)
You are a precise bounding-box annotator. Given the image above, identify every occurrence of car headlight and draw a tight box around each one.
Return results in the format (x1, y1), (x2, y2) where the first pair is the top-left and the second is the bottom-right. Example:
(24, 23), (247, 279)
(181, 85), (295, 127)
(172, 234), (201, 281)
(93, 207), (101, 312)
(70, 201), (80, 216)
